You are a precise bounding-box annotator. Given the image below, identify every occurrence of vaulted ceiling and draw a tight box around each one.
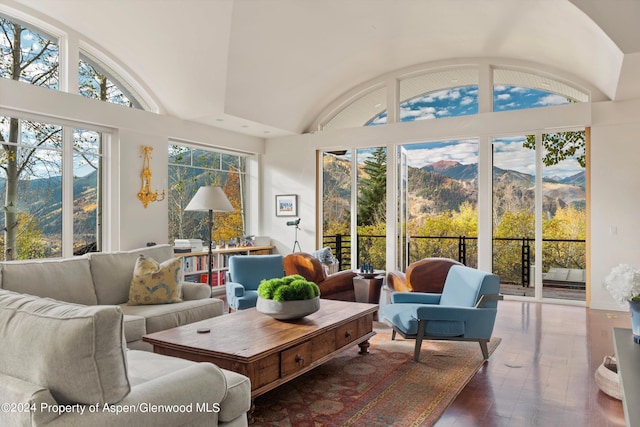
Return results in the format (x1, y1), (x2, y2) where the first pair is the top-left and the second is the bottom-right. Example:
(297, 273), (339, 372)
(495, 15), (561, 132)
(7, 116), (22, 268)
(7, 0), (640, 138)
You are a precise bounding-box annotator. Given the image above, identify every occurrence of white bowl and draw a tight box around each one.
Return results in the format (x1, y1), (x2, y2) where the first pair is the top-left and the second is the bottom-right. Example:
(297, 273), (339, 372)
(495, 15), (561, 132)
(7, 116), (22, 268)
(256, 296), (320, 320)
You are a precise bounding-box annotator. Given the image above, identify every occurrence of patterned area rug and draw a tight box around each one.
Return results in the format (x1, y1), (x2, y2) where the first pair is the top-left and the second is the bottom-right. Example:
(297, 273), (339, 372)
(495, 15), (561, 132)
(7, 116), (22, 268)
(251, 322), (501, 426)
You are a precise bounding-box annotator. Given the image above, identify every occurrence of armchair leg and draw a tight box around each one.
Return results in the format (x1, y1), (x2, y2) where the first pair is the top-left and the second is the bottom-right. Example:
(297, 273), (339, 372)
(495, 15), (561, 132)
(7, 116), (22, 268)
(391, 329), (396, 340)
(414, 320), (427, 362)
(479, 339), (489, 360)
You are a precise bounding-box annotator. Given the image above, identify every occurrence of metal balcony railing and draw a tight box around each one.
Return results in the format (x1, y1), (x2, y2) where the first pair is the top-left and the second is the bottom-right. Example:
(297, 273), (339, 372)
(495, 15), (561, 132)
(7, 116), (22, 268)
(322, 234), (586, 287)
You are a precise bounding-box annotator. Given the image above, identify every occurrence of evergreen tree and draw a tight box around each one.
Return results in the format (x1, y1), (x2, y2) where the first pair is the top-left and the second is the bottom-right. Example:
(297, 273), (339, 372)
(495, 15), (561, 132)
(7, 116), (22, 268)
(357, 148), (386, 226)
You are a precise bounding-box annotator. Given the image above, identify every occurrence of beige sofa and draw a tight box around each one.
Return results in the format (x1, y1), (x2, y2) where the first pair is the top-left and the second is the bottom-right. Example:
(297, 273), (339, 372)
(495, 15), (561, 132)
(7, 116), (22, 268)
(0, 289), (251, 426)
(0, 244), (222, 350)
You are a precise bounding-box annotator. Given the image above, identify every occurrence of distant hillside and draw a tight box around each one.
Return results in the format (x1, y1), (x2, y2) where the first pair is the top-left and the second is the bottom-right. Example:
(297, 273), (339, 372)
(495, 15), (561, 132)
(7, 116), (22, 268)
(322, 155), (586, 227)
(0, 171), (98, 235)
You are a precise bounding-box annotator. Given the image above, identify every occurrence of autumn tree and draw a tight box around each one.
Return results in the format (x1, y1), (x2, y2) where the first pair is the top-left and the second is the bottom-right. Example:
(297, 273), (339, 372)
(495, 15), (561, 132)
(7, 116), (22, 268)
(214, 166), (245, 241)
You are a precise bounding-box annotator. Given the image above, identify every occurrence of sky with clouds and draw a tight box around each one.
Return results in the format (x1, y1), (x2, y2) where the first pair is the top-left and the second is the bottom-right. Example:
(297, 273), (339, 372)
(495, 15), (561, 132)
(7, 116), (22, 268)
(393, 85), (583, 178)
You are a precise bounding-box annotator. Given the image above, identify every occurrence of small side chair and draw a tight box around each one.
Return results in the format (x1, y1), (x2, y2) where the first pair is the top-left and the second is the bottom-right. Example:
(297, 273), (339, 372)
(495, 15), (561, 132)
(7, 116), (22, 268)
(380, 265), (502, 361)
(225, 254), (284, 311)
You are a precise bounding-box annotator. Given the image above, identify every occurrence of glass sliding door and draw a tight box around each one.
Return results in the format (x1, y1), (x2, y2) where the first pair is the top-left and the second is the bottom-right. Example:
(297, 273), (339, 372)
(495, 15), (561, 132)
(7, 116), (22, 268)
(492, 130), (586, 300)
(321, 150), (353, 269)
(492, 136), (536, 297)
(540, 130), (586, 301)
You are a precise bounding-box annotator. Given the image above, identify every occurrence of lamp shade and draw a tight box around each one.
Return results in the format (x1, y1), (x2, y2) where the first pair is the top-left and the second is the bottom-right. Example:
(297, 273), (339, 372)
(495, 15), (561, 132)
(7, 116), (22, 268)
(184, 186), (234, 212)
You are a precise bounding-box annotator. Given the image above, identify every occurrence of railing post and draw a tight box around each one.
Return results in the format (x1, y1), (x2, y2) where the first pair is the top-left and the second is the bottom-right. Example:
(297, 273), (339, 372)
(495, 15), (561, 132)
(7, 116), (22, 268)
(335, 234), (342, 270)
(458, 236), (467, 265)
(521, 238), (530, 287)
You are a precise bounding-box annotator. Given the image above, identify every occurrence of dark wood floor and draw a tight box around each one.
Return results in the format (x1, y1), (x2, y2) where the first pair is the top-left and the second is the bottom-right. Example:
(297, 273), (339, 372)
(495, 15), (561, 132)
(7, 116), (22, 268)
(435, 300), (628, 427)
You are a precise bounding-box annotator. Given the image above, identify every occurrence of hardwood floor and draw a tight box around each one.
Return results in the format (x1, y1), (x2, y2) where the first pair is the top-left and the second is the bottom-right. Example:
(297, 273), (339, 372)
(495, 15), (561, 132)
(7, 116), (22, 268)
(435, 300), (628, 427)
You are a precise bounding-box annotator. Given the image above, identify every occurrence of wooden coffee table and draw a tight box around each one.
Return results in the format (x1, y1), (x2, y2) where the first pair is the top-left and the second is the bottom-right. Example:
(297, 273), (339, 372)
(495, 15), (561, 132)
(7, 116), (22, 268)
(143, 299), (377, 398)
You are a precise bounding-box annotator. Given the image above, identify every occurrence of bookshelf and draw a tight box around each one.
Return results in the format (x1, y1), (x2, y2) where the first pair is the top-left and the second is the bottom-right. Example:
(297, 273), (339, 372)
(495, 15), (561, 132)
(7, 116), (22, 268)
(176, 245), (275, 289)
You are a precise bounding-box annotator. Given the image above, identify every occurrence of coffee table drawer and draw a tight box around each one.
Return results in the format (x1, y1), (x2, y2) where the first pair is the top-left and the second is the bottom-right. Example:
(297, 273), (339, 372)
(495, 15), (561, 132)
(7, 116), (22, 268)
(281, 341), (312, 377)
(335, 315), (374, 348)
(311, 330), (337, 362)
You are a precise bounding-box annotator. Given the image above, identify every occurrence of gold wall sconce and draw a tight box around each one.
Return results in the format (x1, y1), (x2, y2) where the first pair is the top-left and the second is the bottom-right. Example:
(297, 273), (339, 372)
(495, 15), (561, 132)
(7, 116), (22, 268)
(137, 145), (165, 208)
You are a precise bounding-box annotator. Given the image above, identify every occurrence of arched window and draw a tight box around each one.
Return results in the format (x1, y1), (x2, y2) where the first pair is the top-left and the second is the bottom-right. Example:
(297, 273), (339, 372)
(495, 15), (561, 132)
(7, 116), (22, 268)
(79, 56), (142, 109)
(493, 68), (588, 112)
(0, 16), (58, 88)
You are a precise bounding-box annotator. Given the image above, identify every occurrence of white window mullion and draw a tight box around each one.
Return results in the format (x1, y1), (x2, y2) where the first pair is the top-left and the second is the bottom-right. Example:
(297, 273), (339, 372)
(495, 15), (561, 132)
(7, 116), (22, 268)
(62, 127), (74, 257)
(477, 135), (493, 271)
(350, 151), (358, 270)
(534, 132), (543, 300)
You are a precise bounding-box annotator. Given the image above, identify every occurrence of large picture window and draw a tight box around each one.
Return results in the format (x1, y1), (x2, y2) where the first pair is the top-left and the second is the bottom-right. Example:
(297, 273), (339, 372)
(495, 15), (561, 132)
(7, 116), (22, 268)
(0, 117), (103, 260)
(168, 144), (247, 246)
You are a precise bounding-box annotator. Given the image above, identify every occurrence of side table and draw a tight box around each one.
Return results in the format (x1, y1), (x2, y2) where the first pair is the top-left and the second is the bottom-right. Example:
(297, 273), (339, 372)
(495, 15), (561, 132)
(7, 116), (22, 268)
(353, 270), (385, 304)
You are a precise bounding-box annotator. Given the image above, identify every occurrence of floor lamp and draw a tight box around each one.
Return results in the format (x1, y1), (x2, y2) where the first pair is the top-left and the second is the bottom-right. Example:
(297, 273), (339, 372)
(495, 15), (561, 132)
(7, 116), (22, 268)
(185, 186), (234, 289)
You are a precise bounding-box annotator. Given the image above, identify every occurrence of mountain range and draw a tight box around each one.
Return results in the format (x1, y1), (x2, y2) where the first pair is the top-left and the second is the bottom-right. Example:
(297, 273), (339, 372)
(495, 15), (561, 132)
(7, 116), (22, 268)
(323, 155), (586, 226)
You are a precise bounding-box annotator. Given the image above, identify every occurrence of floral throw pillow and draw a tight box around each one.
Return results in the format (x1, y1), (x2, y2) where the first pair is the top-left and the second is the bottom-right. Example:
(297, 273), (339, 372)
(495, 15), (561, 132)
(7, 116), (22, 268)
(128, 255), (183, 305)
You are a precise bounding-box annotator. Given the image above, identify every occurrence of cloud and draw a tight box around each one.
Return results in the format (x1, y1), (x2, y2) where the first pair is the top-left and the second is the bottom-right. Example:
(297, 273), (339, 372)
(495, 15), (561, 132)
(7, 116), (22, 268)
(460, 96), (474, 106)
(536, 94), (570, 106)
(404, 139), (479, 168)
(496, 94), (511, 101)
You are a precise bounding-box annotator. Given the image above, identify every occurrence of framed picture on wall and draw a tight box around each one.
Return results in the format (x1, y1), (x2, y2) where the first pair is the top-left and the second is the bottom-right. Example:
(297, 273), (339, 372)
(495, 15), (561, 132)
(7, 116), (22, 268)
(276, 194), (298, 217)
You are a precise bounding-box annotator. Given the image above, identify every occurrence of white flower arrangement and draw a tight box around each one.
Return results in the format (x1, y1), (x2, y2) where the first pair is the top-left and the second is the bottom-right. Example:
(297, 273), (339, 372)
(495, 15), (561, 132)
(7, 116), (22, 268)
(603, 264), (640, 306)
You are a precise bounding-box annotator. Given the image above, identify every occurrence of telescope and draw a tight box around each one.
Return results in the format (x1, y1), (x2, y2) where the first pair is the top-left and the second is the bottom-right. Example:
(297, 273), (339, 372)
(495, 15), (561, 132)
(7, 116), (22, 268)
(286, 218), (301, 227)
(286, 218), (301, 252)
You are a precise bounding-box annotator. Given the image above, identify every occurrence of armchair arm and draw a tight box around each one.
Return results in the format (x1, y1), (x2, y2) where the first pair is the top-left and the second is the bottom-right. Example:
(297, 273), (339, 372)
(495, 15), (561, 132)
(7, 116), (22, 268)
(475, 294), (504, 308)
(415, 305), (491, 321)
(225, 281), (246, 298)
(317, 270), (357, 297)
(391, 291), (441, 305)
(387, 271), (409, 291)
(181, 282), (212, 300)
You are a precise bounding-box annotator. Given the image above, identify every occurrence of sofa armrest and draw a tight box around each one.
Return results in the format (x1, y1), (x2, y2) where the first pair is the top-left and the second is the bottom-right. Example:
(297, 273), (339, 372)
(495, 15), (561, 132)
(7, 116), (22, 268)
(45, 363), (230, 427)
(0, 373), (60, 426)
(182, 282), (212, 300)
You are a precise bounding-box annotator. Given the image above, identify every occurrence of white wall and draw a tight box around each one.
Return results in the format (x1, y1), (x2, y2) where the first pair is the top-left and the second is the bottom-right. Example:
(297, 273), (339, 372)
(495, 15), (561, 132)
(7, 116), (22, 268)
(590, 99), (640, 311)
(0, 78), (265, 251)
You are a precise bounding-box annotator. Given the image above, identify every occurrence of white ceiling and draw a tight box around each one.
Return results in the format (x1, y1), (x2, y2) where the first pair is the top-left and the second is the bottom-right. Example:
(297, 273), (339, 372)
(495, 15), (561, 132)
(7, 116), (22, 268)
(5, 0), (640, 138)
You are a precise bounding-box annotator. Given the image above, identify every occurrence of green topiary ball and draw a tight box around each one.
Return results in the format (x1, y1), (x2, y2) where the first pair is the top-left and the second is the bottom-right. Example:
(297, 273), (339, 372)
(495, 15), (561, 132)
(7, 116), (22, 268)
(258, 275), (320, 302)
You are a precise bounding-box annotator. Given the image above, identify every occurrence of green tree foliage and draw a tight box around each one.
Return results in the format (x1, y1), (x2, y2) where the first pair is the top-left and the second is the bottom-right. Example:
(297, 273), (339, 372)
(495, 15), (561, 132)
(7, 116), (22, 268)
(357, 148), (386, 226)
(524, 131), (586, 167)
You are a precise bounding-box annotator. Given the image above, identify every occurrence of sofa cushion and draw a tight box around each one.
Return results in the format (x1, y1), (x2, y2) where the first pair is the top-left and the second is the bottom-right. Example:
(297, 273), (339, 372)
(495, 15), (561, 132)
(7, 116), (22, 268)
(0, 289), (130, 404)
(0, 256), (97, 305)
(88, 244), (174, 305)
(123, 314), (146, 343)
(120, 298), (224, 334)
(128, 255), (183, 305)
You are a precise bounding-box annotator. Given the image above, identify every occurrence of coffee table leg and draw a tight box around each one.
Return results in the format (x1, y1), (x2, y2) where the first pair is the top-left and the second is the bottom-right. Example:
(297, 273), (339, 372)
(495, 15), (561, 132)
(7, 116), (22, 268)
(358, 340), (371, 354)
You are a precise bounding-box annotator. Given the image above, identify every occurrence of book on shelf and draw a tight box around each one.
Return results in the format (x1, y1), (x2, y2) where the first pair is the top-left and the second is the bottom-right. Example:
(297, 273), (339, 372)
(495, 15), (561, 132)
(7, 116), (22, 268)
(199, 272), (226, 287)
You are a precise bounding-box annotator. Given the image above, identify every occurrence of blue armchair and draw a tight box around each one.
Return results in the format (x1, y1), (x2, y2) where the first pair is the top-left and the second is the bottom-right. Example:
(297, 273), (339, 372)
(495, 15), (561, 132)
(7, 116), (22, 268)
(380, 265), (502, 361)
(225, 254), (284, 311)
